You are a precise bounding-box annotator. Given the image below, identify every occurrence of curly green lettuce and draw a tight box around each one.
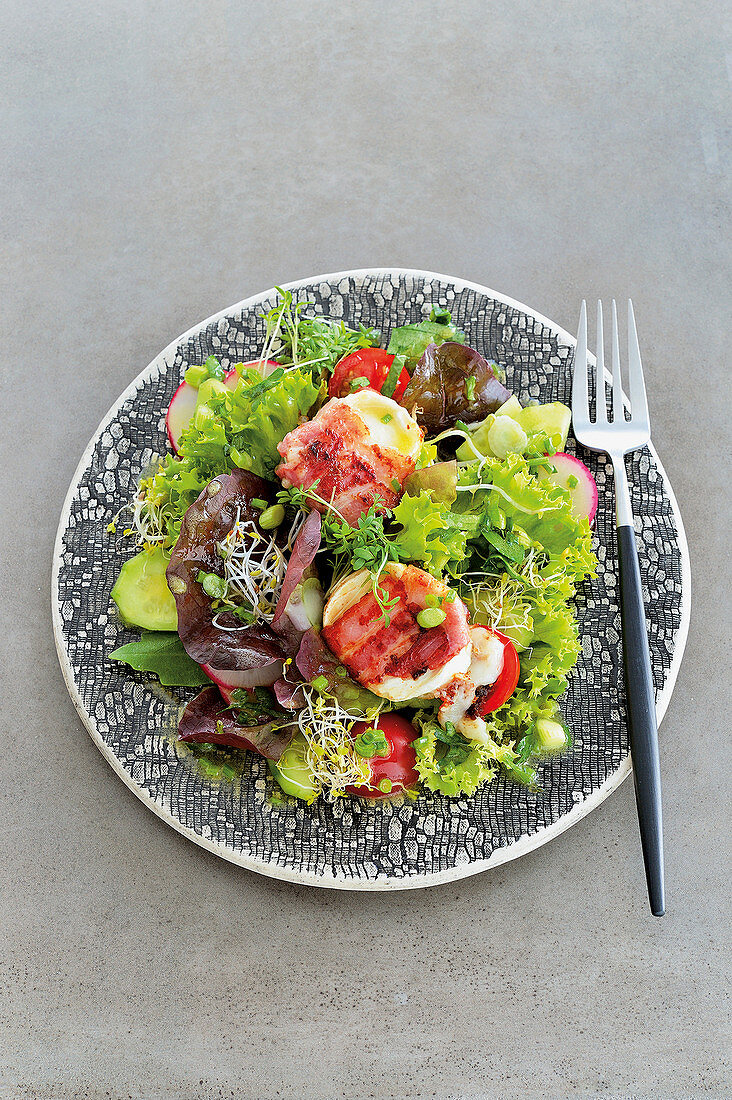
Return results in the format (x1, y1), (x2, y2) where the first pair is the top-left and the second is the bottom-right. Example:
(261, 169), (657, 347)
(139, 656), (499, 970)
(391, 491), (475, 578)
(412, 713), (516, 797)
(455, 450), (592, 557)
(409, 452), (596, 797)
(138, 364), (321, 548)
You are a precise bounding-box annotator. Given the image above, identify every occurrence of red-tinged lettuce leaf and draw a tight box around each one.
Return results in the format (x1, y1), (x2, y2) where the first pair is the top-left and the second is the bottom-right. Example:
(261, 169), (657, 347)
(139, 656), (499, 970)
(177, 686), (295, 761)
(403, 460), (458, 503)
(273, 677), (306, 710)
(295, 629), (381, 716)
(166, 470), (285, 670)
(295, 628), (341, 683)
(401, 341), (510, 432)
(272, 510), (322, 624)
(269, 612), (309, 657)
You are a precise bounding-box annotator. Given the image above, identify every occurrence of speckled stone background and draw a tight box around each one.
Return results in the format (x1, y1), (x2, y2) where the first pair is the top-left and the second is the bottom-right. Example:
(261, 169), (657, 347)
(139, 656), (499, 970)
(2, 2), (730, 1098)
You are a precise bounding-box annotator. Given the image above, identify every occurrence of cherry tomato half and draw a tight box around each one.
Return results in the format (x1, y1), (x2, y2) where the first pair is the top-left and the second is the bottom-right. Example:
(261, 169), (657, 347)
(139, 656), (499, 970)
(328, 347), (411, 402)
(346, 713), (419, 799)
(473, 630), (521, 716)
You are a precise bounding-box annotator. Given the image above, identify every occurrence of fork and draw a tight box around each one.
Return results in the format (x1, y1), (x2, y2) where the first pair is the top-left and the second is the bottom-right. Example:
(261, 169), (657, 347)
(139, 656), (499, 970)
(572, 299), (665, 917)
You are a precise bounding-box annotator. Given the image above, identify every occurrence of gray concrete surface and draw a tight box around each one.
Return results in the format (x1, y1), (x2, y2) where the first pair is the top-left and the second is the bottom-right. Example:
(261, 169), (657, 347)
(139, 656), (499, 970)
(2, 2), (730, 1097)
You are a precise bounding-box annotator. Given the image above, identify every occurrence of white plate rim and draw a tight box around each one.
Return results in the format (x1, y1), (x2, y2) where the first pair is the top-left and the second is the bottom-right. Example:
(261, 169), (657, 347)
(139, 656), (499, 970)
(51, 267), (692, 890)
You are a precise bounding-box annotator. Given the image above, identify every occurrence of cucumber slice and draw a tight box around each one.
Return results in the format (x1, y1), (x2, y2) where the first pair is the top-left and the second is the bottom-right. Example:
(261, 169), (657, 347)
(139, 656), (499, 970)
(111, 546), (178, 631)
(268, 733), (318, 802)
(455, 396), (521, 460)
(495, 395), (522, 418)
(515, 402), (571, 450)
(456, 399), (572, 460)
(455, 415), (495, 460)
(487, 415), (528, 459)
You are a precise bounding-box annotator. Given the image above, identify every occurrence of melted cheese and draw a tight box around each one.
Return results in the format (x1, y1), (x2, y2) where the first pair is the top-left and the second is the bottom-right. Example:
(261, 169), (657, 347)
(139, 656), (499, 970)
(469, 627), (504, 687)
(437, 626), (505, 737)
(458, 715), (491, 745)
(322, 569), (373, 628)
(376, 645), (471, 703)
(342, 390), (422, 460)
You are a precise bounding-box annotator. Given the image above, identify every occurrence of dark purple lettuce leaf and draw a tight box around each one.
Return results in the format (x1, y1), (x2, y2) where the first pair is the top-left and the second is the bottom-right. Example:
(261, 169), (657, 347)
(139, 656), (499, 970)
(269, 612), (308, 658)
(272, 510), (322, 624)
(401, 341), (510, 432)
(177, 686), (295, 761)
(166, 470), (284, 670)
(295, 629), (380, 716)
(272, 677), (306, 710)
(295, 628), (341, 684)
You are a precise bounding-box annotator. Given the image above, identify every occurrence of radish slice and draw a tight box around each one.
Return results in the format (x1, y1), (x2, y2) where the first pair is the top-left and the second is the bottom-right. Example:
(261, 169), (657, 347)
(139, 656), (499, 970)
(165, 359), (279, 454)
(165, 380), (198, 452)
(202, 660), (285, 704)
(540, 452), (598, 524)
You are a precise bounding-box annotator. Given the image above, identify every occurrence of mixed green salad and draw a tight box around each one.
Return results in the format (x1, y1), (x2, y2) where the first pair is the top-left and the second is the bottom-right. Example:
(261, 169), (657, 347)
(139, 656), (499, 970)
(108, 291), (597, 803)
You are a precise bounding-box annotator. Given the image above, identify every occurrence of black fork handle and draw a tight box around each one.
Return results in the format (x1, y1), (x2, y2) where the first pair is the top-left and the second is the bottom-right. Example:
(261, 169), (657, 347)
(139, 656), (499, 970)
(617, 523), (665, 916)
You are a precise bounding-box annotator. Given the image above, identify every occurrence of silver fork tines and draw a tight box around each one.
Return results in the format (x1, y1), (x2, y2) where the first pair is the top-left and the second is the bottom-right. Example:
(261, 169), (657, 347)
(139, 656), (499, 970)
(572, 299), (651, 526)
(573, 298), (650, 438)
(595, 300), (606, 422)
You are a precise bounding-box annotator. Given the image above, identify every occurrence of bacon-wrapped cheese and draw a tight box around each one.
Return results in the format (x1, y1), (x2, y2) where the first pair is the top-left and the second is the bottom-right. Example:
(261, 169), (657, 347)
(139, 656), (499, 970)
(275, 390), (422, 526)
(322, 563), (471, 702)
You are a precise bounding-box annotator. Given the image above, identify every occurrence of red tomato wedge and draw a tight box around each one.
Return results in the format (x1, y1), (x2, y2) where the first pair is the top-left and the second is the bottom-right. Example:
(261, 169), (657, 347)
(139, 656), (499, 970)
(328, 348), (410, 401)
(473, 630), (520, 715)
(346, 713), (419, 799)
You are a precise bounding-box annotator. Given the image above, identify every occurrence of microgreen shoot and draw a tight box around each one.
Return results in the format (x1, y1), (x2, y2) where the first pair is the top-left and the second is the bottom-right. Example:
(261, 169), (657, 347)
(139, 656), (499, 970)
(260, 289), (379, 379)
(213, 505), (302, 622)
(296, 686), (373, 798)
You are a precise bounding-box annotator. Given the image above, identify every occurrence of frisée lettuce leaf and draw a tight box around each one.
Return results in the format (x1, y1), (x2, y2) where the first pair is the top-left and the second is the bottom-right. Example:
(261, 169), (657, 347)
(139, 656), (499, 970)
(409, 451), (596, 797)
(391, 491), (475, 578)
(135, 364), (320, 548)
(412, 713), (516, 797)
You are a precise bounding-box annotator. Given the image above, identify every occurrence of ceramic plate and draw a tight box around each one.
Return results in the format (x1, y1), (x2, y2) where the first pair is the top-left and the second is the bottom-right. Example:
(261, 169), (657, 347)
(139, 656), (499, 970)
(52, 269), (690, 889)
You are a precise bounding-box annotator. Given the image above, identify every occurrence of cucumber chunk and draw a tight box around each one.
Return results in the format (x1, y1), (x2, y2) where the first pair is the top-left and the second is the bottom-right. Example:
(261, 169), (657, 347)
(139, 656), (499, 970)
(456, 399), (572, 460)
(455, 415), (495, 460)
(495, 395), (522, 418)
(455, 397), (523, 460)
(268, 733), (318, 802)
(487, 415), (528, 459)
(534, 718), (569, 752)
(515, 402), (571, 451)
(111, 546), (178, 631)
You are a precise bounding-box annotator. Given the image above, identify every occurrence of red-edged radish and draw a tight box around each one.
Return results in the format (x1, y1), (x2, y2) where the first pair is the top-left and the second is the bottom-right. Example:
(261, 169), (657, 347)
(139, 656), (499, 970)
(165, 359), (279, 454)
(202, 661), (285, 705)
(166, 381), (199, 452)
(540, 452), (598, 524)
